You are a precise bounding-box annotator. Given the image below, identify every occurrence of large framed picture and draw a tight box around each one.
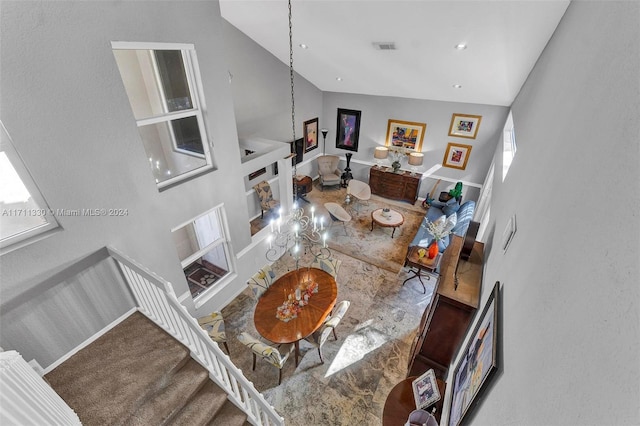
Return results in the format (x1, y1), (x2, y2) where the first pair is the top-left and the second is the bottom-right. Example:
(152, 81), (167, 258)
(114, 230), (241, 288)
(303, 117), (319, 153)
(385, 119), (426, 152)
(412, 369), (441, 410)
(448, 113), (482, 139)
(335, 108), (361, 152)
(290, 138), (304, 166)
(448, 282), (500, 426)
(442, 142), (473, 170)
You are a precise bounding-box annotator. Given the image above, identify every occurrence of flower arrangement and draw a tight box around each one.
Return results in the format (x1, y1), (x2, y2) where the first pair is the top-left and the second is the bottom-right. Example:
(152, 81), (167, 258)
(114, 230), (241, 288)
(275, 281), (319, 322)
(424, 217), (452, 241)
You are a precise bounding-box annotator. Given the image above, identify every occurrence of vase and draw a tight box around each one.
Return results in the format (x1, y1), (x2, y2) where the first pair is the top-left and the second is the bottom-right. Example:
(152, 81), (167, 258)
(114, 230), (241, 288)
(392, 161), (401, 173)
(427, 239), (439, 259)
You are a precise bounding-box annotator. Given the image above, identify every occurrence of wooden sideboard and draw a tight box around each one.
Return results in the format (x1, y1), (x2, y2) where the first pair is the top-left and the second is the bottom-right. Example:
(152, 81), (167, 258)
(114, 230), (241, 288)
(369, 166), (421, 204)
(407, 235), (484, 379)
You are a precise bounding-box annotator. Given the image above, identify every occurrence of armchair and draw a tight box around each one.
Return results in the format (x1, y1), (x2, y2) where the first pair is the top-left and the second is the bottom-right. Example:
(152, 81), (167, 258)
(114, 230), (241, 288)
(253, 180), (280, 218)
(317, 155), (342, 190)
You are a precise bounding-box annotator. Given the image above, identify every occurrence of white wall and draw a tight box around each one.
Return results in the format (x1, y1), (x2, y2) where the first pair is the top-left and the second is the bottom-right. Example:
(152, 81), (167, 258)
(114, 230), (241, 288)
(0, 0), (258, 364)
(448, 2), (640, 425)
(321, 92), (510, 201)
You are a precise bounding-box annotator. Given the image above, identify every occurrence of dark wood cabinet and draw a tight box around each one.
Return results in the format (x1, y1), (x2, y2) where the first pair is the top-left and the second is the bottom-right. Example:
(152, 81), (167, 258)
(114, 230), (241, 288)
(408, 235), (484, 379)
(369, 166), (420, 204)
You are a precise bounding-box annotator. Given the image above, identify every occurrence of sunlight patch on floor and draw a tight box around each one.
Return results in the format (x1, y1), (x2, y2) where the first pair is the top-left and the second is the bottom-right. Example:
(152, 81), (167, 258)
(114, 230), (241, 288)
(324, 326), (389, 377)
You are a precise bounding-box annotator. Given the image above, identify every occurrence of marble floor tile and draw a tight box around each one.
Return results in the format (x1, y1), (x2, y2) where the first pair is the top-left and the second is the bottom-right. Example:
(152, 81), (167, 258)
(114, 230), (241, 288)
(221, 247), (435, 425)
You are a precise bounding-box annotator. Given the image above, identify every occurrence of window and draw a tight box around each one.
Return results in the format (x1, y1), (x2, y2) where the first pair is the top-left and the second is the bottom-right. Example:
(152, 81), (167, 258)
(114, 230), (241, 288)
(502, 111), (517, 181)
(112, 42), (212, 188)
(1, 121), (59, 252)
(172, 206), (233, 299)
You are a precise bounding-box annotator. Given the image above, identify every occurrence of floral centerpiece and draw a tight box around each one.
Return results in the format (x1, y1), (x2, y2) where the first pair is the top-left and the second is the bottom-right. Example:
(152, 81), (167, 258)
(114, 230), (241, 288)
(275, 280), (319, 322)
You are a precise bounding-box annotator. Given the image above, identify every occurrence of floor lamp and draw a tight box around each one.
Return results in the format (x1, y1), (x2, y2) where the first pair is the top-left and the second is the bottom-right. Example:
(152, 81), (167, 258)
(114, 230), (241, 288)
(321, 129), (328, 155)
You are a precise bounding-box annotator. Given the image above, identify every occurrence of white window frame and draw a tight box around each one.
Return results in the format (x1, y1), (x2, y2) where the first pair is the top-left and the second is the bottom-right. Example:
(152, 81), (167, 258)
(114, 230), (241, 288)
(502, 111), (517, 182)
(111, 42), (213, 188)
(1, 121), (59, 253)
(172, 204), (235, 302)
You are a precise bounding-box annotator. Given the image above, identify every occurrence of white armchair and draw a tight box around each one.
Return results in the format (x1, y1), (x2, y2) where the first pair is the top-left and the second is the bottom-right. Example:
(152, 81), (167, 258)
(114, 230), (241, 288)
(317, 155), (342, 190)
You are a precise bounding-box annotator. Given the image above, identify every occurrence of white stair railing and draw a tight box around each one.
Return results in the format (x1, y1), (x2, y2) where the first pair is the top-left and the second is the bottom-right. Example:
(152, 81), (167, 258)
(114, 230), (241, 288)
(0, 350), (82, 426)
(107, 247), (284, 426)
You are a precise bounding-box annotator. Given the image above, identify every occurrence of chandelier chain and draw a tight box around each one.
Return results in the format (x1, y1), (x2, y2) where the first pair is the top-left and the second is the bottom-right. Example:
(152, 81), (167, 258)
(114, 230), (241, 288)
(288, 0), (298, 195)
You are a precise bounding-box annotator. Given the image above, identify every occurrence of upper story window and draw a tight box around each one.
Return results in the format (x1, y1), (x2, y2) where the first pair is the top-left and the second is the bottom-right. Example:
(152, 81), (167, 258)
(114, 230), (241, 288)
(502, 111), (517, 181)
(171, 206), (233, 300)
(112, 42), (213, 189)
(1, 122), (59, 253)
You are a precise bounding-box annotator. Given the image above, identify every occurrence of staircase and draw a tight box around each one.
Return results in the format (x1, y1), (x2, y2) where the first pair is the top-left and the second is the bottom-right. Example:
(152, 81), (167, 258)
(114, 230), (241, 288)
(44, 312), (249, 426)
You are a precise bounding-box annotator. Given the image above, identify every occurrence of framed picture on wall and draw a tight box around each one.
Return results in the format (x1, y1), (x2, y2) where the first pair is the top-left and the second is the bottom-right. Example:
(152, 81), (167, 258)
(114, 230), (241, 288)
(448, 113), (482, 139)
(303, 117), (319, 153)
(385, 119), (426, 152)
(448, 282), (500, 426)
(442, 142), (473, 170)
(335, 108), (361, 152)
(290, 137), (304, 166)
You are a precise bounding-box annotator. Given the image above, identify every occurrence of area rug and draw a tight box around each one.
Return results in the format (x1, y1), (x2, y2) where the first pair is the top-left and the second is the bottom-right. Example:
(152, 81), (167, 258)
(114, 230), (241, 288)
(302, 185), (426, 273)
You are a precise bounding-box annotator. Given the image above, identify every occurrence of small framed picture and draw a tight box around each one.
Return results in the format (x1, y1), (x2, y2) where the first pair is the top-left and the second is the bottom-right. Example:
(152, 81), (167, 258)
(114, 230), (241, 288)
(385, 119), (426, 152)
(335, 108), (361, 152)
(303, 117), (319, 153)
(442, 142), (473, 170)
(448, 113), (482, 139)
(412, 369), (441, 410)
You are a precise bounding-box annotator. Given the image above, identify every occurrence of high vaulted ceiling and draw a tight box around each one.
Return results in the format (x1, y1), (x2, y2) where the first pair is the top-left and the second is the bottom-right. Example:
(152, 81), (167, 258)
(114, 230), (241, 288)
(220, 0), (570, 106)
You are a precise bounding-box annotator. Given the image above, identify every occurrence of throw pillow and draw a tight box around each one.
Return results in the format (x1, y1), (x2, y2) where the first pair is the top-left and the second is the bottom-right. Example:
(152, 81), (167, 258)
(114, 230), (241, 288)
(442, 197), (460, 217)
(444, 212), (458, 234)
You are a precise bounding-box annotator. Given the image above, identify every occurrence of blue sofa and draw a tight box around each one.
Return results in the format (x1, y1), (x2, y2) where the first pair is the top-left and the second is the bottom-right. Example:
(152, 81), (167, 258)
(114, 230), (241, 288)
(409, 199), (476, 252)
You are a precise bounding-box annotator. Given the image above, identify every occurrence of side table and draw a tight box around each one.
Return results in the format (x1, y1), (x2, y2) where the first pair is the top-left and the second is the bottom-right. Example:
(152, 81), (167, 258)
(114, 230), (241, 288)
(382, 376), (445, 426)
(403, 246), (441, 293)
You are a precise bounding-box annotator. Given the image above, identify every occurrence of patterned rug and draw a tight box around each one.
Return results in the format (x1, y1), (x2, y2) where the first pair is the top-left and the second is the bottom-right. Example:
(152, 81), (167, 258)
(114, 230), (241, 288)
(302, 184), (427, 273)
(221, 248), (437, 425)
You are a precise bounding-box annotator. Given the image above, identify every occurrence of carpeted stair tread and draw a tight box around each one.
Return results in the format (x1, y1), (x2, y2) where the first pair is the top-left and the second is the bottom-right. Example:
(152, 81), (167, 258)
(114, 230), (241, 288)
(125, 358), (210, 425)
(170, 379), (230, 426)
(45, 312), (191, 425)
(207, 400), (250, 426)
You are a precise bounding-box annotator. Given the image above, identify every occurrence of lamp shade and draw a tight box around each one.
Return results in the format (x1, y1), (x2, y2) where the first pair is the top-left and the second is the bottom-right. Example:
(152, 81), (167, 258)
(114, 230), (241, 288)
(408, 152), (424, 166)
(374, 146), (389, 159)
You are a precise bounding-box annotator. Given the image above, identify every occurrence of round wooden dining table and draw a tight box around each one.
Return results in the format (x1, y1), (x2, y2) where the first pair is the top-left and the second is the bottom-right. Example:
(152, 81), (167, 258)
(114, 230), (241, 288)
(254, 267), (338, 366)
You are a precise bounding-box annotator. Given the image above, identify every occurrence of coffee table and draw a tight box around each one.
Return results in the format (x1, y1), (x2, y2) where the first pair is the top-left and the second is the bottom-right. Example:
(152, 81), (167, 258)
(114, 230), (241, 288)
(371, 208), (404, 238)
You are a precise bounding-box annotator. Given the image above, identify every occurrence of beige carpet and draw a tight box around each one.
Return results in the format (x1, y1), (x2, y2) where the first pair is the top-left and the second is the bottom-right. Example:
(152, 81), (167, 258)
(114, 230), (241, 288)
(301, 183), (427, 273)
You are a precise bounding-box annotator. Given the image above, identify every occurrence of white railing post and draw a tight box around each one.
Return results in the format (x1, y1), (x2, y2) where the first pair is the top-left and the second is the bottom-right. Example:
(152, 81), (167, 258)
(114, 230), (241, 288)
(0, 351), (82, 426)
(107, 247), (284, 426)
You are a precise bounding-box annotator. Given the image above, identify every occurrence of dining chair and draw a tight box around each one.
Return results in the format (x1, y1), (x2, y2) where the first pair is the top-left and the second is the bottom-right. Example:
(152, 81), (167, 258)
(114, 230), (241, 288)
(253, 180), (280, 218)
(311, 256), (342, 279)
(247, 264), (276, 299)
(237, 332), (294, 385)
(304, 300), (351, 364)
(197, 311), (229, 354)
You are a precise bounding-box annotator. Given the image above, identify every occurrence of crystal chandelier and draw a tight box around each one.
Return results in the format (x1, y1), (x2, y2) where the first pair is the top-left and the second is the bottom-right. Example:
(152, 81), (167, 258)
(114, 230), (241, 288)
(265, 0), (331, 268)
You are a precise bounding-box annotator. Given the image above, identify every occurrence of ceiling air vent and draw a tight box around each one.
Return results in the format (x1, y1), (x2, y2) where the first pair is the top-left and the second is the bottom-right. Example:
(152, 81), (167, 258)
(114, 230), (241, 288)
(372, 42), (396, 51)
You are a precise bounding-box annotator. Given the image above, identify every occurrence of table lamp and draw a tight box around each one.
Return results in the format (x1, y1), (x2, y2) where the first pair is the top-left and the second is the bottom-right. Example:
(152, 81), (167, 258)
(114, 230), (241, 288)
(408, 152), (424, 176)
(374, 146), (389, 167)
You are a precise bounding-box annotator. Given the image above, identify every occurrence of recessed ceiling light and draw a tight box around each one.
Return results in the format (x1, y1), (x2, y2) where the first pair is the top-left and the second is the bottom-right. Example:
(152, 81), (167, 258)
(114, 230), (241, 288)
(299, 43), (308, 49)
(336, 77), (343, 82)
(453, 84), (463, 89)
(454, 43), (467, 50)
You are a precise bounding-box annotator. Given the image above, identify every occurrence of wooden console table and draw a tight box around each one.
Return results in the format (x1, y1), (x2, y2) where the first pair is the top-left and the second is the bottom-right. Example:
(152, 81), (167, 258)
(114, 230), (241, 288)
(369, 166), (420, 204)
(407, 235), (484, 379)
